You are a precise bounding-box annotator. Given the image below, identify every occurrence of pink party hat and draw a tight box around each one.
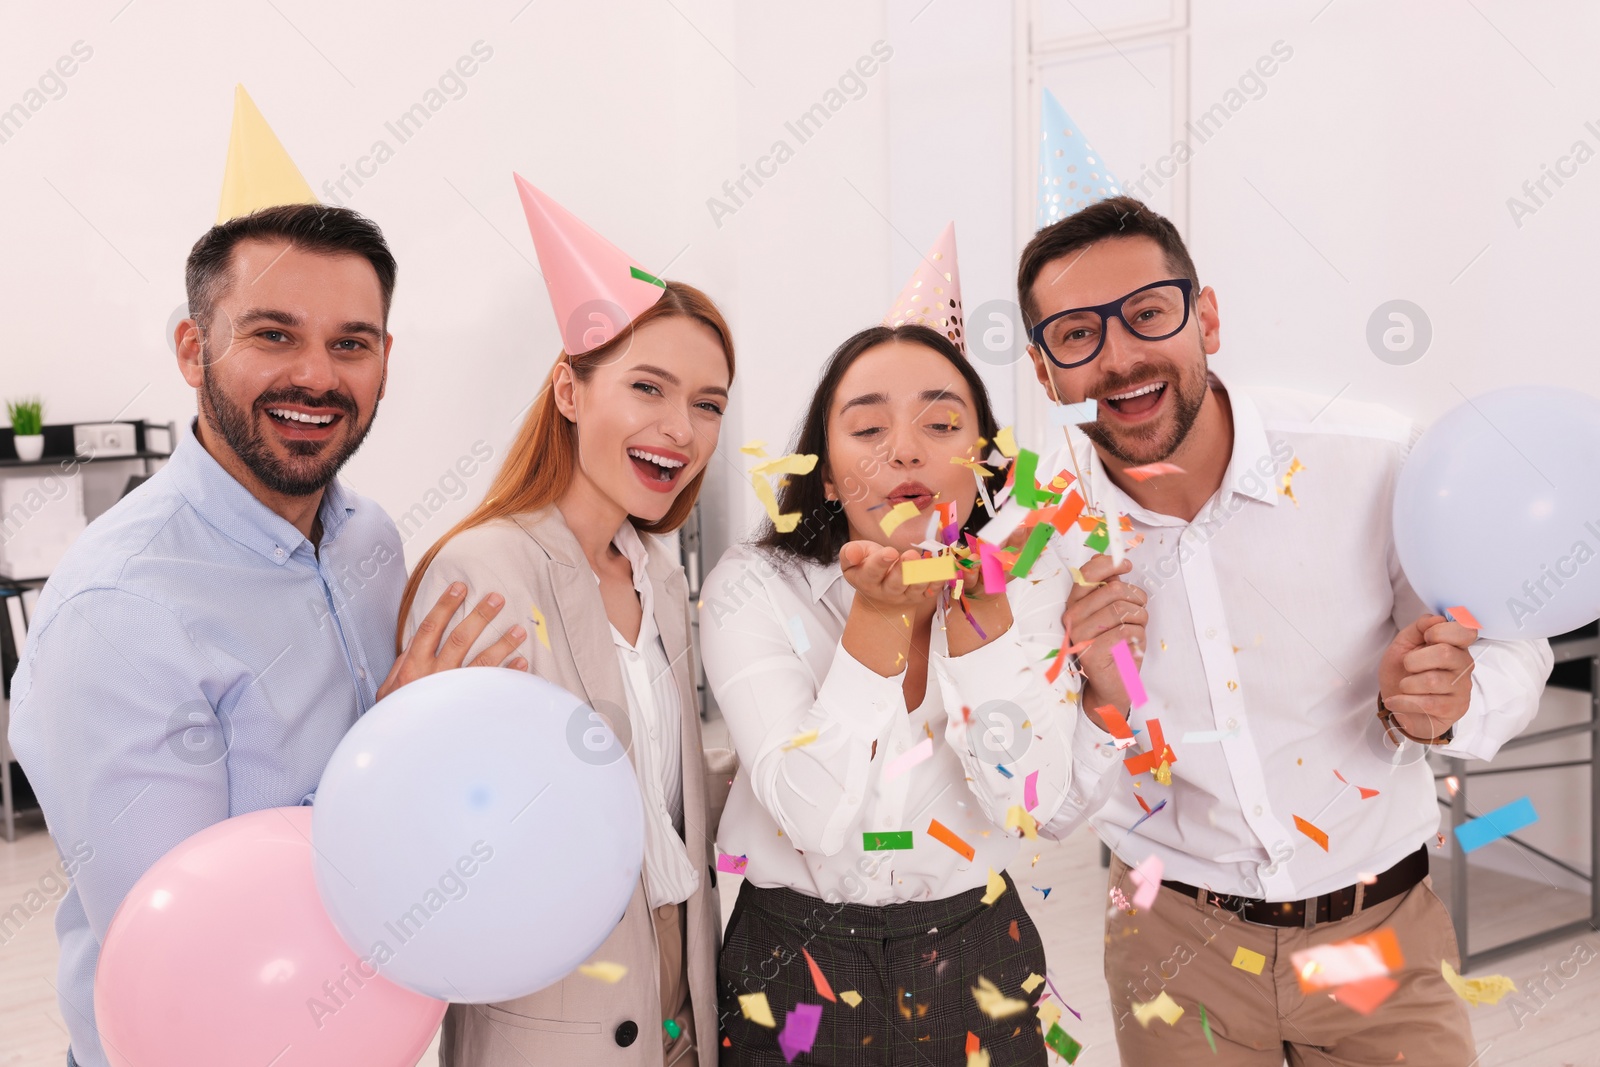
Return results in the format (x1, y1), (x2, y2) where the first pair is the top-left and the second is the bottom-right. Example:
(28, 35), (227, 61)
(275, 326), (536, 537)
(883, 222), (964, 354)
(514, 174), (667, 354)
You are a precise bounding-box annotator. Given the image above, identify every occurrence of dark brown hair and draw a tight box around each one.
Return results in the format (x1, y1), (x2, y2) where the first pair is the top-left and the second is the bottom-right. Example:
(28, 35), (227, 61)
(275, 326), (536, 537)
(185, 204), (398, 329)
(397, 281), (735, 647)
(755, 323), (1005, 568)
(1016, 195), (1199, 329)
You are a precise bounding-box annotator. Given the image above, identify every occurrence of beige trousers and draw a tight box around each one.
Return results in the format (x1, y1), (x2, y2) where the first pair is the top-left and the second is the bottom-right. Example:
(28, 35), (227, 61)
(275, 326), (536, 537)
(655, 901), (696, 1066)
(1103, 854), (1477, 1066)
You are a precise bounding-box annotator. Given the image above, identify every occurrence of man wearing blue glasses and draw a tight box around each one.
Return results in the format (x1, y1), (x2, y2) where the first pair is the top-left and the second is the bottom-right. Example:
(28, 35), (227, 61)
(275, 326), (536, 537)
(1023, 197), (1551, 1066)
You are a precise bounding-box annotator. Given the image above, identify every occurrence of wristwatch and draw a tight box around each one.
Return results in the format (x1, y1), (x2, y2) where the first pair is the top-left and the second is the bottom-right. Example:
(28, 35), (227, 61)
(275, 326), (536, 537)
(1377, 694), (1453, 746)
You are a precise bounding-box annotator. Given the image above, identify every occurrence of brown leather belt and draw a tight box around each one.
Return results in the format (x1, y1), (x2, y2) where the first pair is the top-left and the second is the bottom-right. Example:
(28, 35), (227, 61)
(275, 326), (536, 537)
(1159, 845), (1430, 929)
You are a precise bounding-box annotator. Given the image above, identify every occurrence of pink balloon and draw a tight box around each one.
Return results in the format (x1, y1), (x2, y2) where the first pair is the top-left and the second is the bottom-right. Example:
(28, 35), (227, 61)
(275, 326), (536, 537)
(96, 807), (445, 1067)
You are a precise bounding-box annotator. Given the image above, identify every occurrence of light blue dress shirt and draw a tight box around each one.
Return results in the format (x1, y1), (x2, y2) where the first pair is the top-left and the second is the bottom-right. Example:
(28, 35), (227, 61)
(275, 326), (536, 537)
(8, 419), (404, 1067)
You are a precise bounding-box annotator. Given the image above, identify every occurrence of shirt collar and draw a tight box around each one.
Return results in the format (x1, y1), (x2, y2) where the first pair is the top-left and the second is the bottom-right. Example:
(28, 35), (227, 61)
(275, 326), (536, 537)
(166, 418), (357, 565)
(1062, 370), (1280, 528)
(804, 559), (848, 602)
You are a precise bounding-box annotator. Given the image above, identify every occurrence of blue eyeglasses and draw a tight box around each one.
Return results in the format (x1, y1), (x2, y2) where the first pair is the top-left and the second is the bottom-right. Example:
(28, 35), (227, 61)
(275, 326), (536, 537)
(1029, 278), (1194, 369)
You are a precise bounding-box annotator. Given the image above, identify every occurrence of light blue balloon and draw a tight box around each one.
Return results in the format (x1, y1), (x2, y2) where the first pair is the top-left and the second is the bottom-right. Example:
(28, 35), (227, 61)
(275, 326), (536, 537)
(1393, 385), (1600, 640)
(311, 668), (644, 1003)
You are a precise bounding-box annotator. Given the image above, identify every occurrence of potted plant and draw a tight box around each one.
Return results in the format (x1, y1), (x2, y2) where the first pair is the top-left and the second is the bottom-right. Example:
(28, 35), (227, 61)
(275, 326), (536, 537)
(7, 396), (45, 461)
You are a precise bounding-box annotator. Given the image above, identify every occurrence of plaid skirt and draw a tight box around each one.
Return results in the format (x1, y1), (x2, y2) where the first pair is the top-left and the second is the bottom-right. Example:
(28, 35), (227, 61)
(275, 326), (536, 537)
(717, 871), (1048, 1065)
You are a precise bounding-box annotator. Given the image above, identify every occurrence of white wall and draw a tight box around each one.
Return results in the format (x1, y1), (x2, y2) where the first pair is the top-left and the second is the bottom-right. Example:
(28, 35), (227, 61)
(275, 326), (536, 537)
(0, 0), (901, 572)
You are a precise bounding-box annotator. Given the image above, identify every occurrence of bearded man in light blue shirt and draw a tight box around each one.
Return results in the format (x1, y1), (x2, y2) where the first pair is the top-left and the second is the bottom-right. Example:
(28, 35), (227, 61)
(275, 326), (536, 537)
(9, 204), (526, 1067)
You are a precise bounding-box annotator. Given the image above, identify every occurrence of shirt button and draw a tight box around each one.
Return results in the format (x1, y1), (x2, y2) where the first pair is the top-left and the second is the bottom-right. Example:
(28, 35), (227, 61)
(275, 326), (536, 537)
(273, 547), (284, 558)
(1227, 718), (1238, 730)
(1253, 804), (1264, 816)
(1263, 863), (1278, 876)
(358, 667), (367, 680)
(1205, 627), (1216, 638)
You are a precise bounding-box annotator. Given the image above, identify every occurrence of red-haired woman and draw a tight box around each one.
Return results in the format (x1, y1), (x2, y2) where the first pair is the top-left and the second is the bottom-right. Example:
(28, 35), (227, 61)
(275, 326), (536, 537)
(399, 184), (736, 1067)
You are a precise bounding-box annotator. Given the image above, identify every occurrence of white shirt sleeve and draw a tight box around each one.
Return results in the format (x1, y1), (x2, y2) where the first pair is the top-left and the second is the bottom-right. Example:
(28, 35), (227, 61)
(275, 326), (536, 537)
(700, 554), (906, 857)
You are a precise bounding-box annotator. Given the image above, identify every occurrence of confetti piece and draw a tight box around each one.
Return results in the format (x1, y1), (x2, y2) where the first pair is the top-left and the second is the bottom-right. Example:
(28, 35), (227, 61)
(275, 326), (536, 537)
(1131, 990), (1184, 1027)
(971, 975), (1029, 1018)
(750, 452), (819, 478)
(1084, 516), (1109, 553)
(1291, 928), (1403, 993)
(1008, 522), (1054, 578)
(902, 555), (958, 584)
(777, 1002), (823, 1062)
(883, 737), (933, 783)
(1008, 919), (1020, 941)
(994, 426), (1019, 458)
(784, 615), (811, 653)
(975, 498), (1029, 544)
(1332, 976), (1400, 1015)
(739, 991), (776, 1027)
(966, 1032), (990, 1067)
(1124, 461), (1186, 482)
(1022, 973), (1046, 994)
(1128, 797), (1167, 831)
(1098, 706), (1135, 743)
(1024, 769), (1039, 811)
(1129, 854), (1164, 910)
(1050, 490), (1087, 534)
(1032, 886), (1052, 900)
(1050, 398), (1098, 426)
(1005, 805), (1039, 840)
(783, 729), (819, 750)
(1442, 960), (1517, 1005)
(928, 818), (976, 861)
(716, 853), (748, 875)
(1333, 768), (1379, 800)
(863, 831), (914, 851)
(528, 603), (552, 649)
(1068, 565), (1105, 589)
(801, 947), (836, 1002)
(1232, 946), (1266, 974)
(1292, 814), (1330, 851)
(1110, 639), (1147, 708)
(839, 990), (862, 1007)
(994, 763), (1013, 779)
(1445, 605), (1482, 630)
(577, 961), (627, 983)
(1199, 1002), (1218, 1053)
(750, 472), (801, 533)
(978, 540), (1007, 594)
(1280, 456), (1305, 506)
(880, 500), (923, 536)
(663, 1017), (682, 1039)
(981, 867), (1007, 904)
(1044, 1022), (1084, 1063)
(740, 439), (768, 456)
(1455, 796), (1538, 853)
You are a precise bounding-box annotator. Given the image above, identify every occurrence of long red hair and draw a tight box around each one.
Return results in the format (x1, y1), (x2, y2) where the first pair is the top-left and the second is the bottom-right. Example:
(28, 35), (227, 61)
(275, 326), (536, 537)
(396, 281), (736, 648)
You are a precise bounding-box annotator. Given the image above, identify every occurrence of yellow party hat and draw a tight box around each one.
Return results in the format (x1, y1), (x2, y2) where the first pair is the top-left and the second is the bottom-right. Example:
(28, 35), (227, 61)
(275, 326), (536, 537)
(215, 85), (317, 223)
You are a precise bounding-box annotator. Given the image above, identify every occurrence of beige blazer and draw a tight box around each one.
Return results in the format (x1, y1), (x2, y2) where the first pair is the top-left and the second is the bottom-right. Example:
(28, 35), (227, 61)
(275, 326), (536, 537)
(401, 507), (735, 1067)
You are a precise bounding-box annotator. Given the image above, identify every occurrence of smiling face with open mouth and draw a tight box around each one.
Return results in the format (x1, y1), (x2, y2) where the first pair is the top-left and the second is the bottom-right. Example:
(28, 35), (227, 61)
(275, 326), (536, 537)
(183, 239), (390, 498)
(1027, 236), (1218, 467)
(557, 314), (730, 526)
(824, 339), (984, 553)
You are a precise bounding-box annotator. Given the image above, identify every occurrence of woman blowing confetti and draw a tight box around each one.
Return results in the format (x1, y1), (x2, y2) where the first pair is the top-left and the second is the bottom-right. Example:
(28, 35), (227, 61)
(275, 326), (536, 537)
(700, 316), (1116, 1066)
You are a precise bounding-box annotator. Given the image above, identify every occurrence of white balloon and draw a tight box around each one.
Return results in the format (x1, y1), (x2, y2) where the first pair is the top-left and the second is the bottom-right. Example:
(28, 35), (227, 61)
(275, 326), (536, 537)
(1394, 385), (1600, 640)
(311, 668), (644, 1003)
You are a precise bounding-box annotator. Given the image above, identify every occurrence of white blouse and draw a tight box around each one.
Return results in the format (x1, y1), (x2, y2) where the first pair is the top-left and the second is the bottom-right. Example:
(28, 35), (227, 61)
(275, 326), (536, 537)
(606, 522), (700, 909)
(699, 542), (1115, 905)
